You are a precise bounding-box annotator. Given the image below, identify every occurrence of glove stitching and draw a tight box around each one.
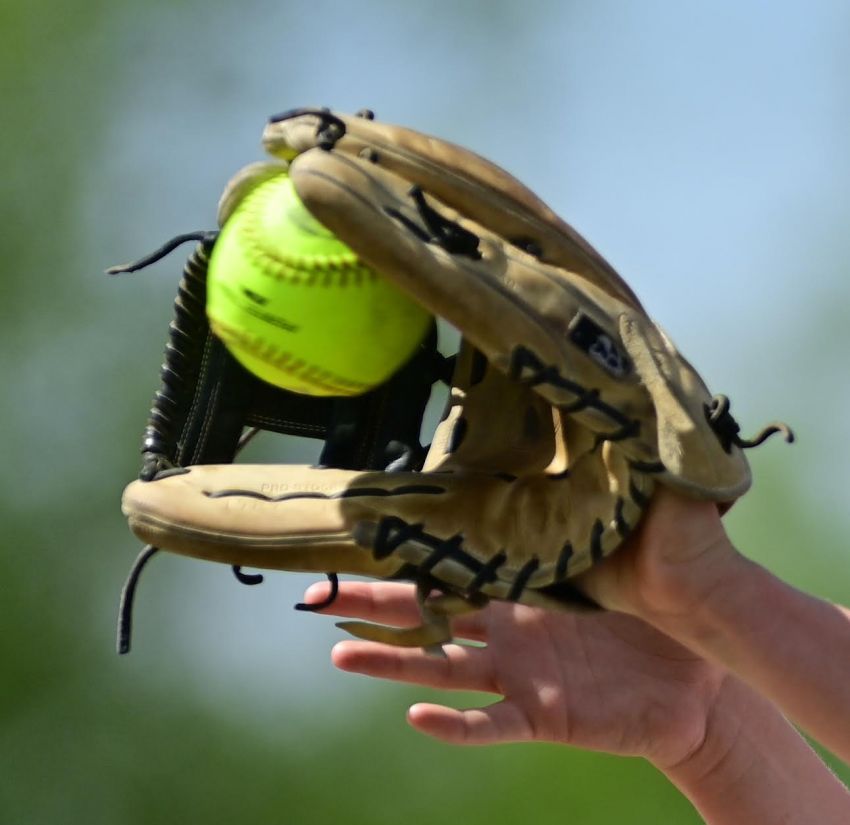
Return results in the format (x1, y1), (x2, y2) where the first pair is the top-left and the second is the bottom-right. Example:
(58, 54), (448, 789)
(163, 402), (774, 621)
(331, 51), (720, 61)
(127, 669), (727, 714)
(614, 498), (630, 538)
(509, 345), (640, 442)
(589, 519), (605, 564)
(507, 557), (541, 601)
(187, 337), (222, 464)
(628, 478), (652, 508)
(555, 542), (574, 580)
(464, 550), (508, 596)
(203, 485), (447, 503)
(246, 414), (326, 436)
(629, 460), (666, 476)
(704, 395), (794, 453)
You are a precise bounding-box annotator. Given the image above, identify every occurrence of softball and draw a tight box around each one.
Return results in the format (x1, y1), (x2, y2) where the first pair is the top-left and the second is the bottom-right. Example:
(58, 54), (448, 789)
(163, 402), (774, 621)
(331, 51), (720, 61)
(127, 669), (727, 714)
(206, 172), (431, 396)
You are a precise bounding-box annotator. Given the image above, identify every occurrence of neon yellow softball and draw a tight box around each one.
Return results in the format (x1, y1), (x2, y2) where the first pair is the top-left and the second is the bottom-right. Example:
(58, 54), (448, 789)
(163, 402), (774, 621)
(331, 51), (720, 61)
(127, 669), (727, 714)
(206, 173), (431, 396)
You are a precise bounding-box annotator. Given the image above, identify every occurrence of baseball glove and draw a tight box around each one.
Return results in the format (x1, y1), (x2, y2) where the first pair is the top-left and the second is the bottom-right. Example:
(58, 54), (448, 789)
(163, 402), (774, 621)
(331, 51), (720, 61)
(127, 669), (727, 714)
(116, 107), (791, 653)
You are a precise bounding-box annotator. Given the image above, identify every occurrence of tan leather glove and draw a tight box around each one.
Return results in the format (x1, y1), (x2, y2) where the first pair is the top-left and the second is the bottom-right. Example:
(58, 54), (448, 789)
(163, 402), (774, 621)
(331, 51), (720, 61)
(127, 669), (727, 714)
(118, 107), (791, 651)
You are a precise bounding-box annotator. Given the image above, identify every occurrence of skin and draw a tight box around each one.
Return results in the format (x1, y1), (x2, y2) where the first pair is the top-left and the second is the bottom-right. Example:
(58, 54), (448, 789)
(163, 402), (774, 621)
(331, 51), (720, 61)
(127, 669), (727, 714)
(302, 489), (850, 824)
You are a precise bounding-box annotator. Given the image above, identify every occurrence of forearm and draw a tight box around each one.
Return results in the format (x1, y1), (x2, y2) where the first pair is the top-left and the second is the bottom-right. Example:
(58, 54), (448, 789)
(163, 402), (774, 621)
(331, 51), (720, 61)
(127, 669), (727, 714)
(660, 550), (850, 763)
(661, 676), (850, 825)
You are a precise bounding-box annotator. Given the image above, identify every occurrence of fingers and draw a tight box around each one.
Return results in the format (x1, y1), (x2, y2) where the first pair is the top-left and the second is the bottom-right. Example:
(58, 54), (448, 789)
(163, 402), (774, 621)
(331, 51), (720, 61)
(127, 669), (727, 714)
(332, 640), (496, 693)
(407, 701), (534, 745)
(301, 580), (489, 641)
(302, 580), (422, 625)
(330, 624), (537, 746)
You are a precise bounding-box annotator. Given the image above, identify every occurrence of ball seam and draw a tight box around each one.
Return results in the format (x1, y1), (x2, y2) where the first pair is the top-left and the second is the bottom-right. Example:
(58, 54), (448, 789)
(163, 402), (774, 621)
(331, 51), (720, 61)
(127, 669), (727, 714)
(238, 176), (377, 287)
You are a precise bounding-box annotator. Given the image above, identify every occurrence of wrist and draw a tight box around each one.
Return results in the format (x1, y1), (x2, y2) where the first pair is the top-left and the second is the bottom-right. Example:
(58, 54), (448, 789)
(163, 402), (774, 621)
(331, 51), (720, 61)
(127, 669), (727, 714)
(656, 674), (751, 778)
(647, 547), (773, 667)
(651, 557), (850, 764)
(659, 676), (850, 824)
(641, 536), (753, 638)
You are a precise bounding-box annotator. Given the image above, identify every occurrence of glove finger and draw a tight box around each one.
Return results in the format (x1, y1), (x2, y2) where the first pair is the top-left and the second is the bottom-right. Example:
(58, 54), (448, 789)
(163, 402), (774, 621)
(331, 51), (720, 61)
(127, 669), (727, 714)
(121, 463), (418, 579)
(424, 340), (560, 476)
(287, 143), (751, 502)
(216, 160), (289, 226)
(122, 457), (651, 599)
(262, 108), (643, 309)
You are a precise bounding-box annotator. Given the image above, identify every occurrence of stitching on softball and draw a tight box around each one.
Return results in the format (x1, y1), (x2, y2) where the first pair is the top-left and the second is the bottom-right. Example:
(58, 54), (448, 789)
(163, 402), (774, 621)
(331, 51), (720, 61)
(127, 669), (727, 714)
(239, 176), (377, 287)
(210, 317), (373, 396)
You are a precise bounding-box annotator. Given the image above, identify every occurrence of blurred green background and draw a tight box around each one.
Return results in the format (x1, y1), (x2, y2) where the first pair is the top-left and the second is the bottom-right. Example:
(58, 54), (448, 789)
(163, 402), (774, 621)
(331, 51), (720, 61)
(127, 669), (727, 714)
(3, 0), (848, 822)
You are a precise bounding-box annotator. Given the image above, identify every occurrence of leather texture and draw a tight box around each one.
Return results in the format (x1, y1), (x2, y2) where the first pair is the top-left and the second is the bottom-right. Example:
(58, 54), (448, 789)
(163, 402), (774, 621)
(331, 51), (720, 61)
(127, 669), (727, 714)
(121, 107), (786, 649)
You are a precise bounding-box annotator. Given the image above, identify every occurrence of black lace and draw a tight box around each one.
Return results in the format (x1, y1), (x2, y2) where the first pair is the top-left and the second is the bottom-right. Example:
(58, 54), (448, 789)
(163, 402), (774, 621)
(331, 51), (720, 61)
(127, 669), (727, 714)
(554, 542), (573, 580)
(112, 235), (281, 640)
(508, 346), (639, 443)
(116, 545), (159, 654)
(705, 395), (795, 453)
(267, 107), (347, 150)
(589, 519), (605, 563)
(368, 517), (540, 603)
(294, 573), (340, 612)
(384, 186), (483, 259)
(232, 567), (264, 586)
(507, 557), (540, 601)
(106, 231), (217, 275)
(110, 233), (219, 479)
(408, 186), (482, 259)
(267, 105), (376, 150)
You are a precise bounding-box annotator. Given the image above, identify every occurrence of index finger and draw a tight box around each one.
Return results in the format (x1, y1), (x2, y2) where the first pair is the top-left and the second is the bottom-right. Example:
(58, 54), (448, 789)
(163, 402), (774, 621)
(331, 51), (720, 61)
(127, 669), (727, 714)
(300, 579), (490, 641)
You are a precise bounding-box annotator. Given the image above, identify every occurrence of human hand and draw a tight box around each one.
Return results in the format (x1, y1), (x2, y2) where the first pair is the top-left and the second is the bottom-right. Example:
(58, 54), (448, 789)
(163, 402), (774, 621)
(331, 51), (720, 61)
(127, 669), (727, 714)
(573, 488), (850, 768)
(575, 486), (746, 628)
(304, 579), (850, 824)
(303, 579), (726, 769)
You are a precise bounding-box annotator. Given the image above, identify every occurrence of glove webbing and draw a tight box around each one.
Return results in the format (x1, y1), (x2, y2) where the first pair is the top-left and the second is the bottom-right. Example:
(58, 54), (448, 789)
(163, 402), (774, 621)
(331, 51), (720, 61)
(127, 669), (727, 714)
(113, 233), (441, 652)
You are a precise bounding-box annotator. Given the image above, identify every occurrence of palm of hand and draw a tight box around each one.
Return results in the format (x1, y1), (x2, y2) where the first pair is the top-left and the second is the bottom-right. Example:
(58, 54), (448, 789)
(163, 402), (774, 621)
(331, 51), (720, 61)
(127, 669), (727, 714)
(473, 603), (723, 766)
(310, 581), (725, 768)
